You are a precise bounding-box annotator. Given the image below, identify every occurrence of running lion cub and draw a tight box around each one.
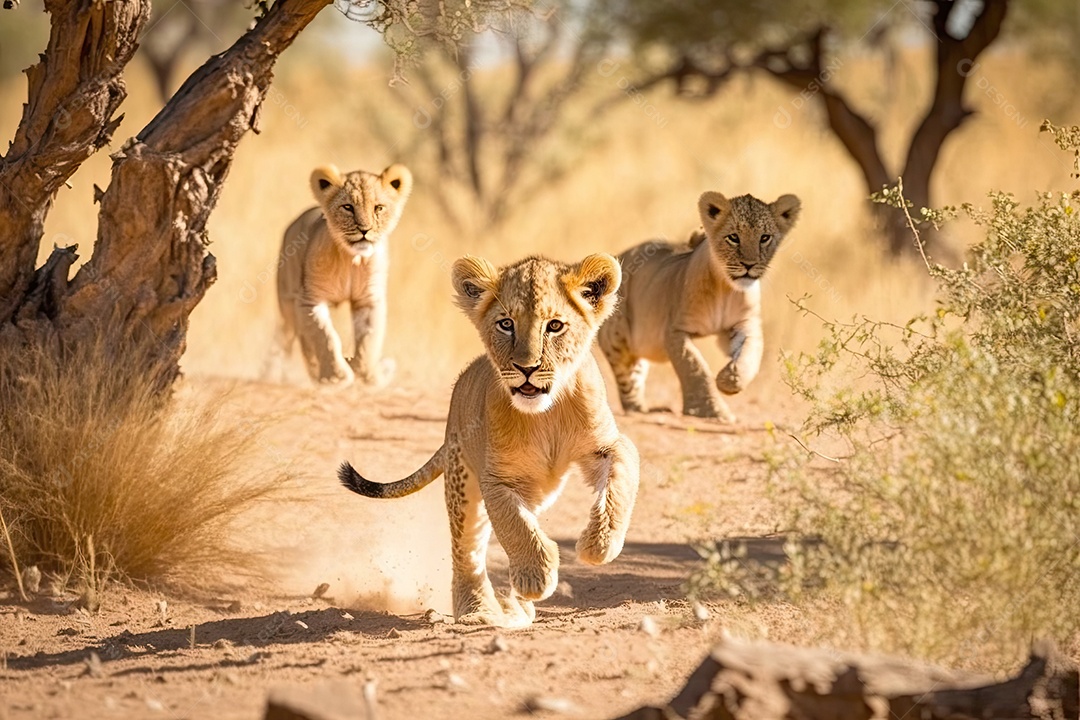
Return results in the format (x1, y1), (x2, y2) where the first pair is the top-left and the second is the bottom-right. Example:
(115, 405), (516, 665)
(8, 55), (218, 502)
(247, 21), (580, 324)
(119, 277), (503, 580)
(339, 253), (640, 627)
(599, 191), (801, 421)
(267, 163), (412, 386)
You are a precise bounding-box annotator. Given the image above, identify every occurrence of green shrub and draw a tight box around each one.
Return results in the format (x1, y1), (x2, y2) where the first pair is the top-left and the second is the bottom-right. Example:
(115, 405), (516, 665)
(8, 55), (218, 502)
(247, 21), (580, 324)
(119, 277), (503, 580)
(697, 122), (1080, 665)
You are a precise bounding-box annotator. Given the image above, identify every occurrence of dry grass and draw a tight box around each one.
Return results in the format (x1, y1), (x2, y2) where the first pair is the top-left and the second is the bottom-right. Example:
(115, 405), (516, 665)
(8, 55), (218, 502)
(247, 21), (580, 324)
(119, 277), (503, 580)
(0, 335), (286, 594)
(0, 41), (1071, 396)
(0, 21), (1076, 626)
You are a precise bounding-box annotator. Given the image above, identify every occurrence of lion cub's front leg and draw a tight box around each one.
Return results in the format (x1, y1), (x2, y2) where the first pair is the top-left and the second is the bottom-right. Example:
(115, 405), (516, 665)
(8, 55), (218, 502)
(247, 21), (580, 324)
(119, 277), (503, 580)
(482, 480), (560, 603)
(664, 328), (736, 421)
(299, 301), (354, 385)
(577, 435), (639, 566)
(349, 299), (392, 386)
(716, 320), (764, 396)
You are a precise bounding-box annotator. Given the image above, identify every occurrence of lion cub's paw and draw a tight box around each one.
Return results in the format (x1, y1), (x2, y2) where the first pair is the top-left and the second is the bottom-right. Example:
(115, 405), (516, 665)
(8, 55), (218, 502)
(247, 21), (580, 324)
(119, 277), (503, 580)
(715, 362), (745, 395)
(350, 357), (396, 387)
(456, 595), (534, 628)
(683, 399), (736, 423)
(509, 562), (559, 602)
(576, 530), (625, 566)
(318, 364), (355, 388)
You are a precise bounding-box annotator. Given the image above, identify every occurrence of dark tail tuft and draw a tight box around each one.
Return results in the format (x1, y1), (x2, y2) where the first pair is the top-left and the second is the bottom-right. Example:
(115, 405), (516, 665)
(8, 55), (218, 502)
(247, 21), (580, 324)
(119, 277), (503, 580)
(339, 461), (392, 498)
(338, 447), (446, 500)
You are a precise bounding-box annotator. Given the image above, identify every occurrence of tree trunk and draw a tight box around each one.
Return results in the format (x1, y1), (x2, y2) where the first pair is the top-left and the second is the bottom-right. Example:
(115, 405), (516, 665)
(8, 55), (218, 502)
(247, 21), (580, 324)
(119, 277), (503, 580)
(0, 0), (331, 389)
(617, 636), (1078, 720)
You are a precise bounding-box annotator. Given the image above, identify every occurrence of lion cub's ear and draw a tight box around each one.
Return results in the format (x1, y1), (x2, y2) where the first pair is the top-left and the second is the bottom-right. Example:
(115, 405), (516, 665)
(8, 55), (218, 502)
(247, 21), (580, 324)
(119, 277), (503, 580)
(310, 165), (344, 204)
(564, 253), (621, 322)
(452, 255), (500, 320)
(770, 194), (801, 234)
(698, 191), (731, 236)
(381, 164), (413, 199)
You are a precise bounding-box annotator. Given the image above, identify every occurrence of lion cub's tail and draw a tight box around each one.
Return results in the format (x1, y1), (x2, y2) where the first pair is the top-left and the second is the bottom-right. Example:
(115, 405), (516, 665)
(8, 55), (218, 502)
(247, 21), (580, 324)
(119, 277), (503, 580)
(338, 445), (447, 499)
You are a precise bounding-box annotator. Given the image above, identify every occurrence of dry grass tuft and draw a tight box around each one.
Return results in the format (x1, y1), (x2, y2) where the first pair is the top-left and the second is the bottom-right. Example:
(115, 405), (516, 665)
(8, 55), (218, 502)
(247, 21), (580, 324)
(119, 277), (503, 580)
(0, 333), (286, 595)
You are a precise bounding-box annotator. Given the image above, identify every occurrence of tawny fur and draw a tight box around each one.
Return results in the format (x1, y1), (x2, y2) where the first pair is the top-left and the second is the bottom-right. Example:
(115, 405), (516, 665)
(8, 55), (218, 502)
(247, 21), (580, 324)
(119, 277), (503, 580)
(340, 254), (640, 628)
(599, 191), (801, 421)
(265, 163), (412, 386)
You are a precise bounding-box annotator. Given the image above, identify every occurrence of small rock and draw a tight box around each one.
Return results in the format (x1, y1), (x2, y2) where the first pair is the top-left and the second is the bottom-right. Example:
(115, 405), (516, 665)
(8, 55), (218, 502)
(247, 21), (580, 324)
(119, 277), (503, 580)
(445, 672), (467, 690)
(692, 602), (710, 622)
(227, 600), (243, 613)
(423, 608), (449, 625)
(386, 628), (401, 639)
(21, 566), (41, 595)
(294, 620), (308, 630)
(145, 697), (164, 712)
(340, 611), (353, 621)
(522, 695), (580, 715)
(484, 635), (508, 654)
(311, 583), (330, 599)
(639, 616), (660, 638)
(212, 639), (233, 650)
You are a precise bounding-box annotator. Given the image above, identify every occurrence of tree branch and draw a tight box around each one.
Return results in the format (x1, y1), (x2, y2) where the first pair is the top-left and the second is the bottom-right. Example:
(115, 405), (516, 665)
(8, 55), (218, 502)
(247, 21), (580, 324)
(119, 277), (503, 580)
(901, 0), (1008, 208)
(0, 0), (149, 320)
(56, 0), (331, 382)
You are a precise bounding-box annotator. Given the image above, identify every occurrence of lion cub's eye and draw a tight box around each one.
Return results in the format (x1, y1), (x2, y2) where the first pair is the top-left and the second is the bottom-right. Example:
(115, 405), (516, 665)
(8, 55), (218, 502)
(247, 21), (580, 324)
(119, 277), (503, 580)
(497, 318), (514, 333)
(760, 234), (772, 244)
(546, 319), (564, 333)
(725, 233), (740, 245)
(374, 204), (385, 214)
(341, 204), (354, 213)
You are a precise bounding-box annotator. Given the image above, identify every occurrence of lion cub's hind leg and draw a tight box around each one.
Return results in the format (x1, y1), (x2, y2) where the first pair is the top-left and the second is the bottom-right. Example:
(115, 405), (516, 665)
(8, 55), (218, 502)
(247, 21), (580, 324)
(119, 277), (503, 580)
(444, 446), (504, 626)
(599, 317), (650, 413)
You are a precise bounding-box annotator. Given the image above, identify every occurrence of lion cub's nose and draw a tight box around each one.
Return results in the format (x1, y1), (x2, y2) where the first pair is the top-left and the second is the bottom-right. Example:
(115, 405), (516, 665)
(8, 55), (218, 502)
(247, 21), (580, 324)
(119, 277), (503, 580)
(512, 363), (540, 379)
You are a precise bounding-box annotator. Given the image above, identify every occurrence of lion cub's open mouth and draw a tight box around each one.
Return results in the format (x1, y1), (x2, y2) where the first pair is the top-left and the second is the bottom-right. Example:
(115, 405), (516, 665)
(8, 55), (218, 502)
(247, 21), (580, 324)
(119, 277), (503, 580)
(512, 382), (549, 398)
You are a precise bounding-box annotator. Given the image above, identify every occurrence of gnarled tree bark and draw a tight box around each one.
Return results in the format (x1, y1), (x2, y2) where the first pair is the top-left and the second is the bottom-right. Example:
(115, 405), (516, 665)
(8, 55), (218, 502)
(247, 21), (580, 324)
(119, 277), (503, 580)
(638, 0), (1008, 257)
(618, 636), (1078, 720)
(0, 0), (331, 388)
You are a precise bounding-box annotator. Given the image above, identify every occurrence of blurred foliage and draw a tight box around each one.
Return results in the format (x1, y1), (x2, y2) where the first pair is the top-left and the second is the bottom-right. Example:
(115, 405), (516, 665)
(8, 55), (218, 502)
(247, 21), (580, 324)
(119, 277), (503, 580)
(694, 123), (1080, 664)
(0, 0), (47, 79)
(604, 0), (893, 69)
(1007, 0), (1080, 71)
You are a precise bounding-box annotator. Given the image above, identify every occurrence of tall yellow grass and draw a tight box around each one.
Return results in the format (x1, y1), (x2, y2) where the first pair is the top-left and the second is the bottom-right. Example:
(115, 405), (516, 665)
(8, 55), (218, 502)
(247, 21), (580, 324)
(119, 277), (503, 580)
(0, 33), (1073, 399)
(0, 335), (287, 592)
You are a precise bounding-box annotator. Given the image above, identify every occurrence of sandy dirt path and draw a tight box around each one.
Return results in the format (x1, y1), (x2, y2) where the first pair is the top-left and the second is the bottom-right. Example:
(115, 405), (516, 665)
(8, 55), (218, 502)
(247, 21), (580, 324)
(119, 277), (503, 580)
(1, 375), (804, 720)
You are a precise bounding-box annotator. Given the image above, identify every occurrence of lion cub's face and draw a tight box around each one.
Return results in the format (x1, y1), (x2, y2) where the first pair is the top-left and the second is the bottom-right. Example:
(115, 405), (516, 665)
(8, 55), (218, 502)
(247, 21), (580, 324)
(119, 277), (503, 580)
(452, 254), (621, 414)
(310, 164), (413, 259)
(698, 191), (801, 290)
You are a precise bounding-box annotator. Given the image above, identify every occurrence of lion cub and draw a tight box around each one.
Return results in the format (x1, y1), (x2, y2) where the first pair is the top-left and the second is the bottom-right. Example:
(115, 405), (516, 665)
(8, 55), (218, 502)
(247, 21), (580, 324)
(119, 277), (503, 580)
(267, 163), (412, 386)
(340, 254), (640, 627)
(599, 191), (800, 420)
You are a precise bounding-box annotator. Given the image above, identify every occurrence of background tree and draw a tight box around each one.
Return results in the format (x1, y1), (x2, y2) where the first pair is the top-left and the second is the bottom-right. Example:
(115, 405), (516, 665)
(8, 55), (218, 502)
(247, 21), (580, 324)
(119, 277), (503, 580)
(611, 0), (1009, 256)
(0, 0), (533, 393)
(373, 0), (613, 229)
(139, 0), (255, 103)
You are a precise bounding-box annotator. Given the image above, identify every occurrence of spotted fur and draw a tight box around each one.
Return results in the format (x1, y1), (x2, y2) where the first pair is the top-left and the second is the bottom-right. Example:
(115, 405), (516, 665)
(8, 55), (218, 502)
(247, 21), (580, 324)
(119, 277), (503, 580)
(339, 254), (640, 627)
